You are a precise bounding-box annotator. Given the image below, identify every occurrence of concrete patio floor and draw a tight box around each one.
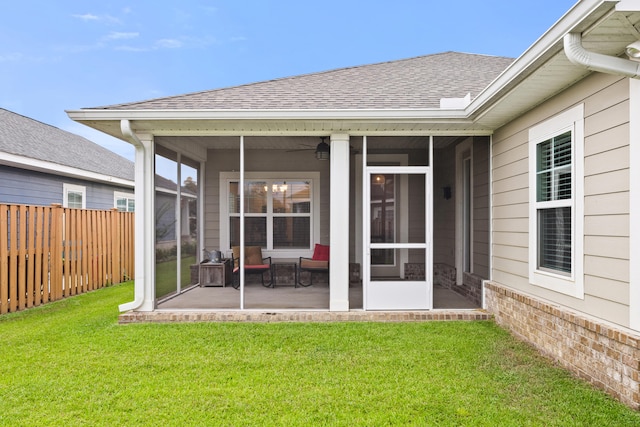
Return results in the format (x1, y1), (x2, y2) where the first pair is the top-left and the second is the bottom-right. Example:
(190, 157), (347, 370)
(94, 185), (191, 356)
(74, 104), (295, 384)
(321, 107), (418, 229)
(153, 281), (478, 310)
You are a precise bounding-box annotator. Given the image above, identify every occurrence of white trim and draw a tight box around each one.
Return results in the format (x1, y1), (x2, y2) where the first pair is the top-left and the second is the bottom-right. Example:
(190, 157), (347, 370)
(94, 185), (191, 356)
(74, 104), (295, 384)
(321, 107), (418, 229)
(62, 183), (86, 209)
(219, 171), (321, 259)
(485, 135), (494, 310)
(528, 104), (584, 299)
(0, 151), (133, 187)
(455, 138), (474, 285)
(114, 190), (135, 212)
(630, 78), (640, 331)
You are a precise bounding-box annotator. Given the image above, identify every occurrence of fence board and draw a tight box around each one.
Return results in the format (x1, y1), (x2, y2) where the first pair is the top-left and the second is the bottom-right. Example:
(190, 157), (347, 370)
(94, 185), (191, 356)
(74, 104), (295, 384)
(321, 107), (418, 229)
(0, 203), (134, 314)
(18, 205), (27, 310)
(33, 206), (43, 306)
(26, 205), (35, 308)
(0, 206), (8, 314)
(9, 205), (18, 312)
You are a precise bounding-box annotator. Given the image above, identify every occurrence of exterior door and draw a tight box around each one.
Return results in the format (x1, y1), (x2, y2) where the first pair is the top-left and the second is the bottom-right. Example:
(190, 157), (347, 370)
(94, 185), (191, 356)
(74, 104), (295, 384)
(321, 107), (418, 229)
(364, 166), (432, 310)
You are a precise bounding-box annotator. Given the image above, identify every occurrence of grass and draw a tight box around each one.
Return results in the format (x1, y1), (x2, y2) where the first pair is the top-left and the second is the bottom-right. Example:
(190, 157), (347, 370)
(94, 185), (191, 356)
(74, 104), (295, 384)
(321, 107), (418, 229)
(1, 283), (639, 426)
(155, 255), (196, 298)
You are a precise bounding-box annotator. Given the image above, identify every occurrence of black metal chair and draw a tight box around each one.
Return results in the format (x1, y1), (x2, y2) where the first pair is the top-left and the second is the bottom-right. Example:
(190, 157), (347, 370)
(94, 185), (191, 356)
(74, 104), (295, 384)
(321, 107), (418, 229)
(231, 246), (273, 289)
(297, 244), (329, 287)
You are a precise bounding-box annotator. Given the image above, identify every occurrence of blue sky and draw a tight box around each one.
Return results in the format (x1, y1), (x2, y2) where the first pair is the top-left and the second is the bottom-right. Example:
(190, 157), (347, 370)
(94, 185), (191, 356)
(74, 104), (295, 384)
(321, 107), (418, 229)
(1, 0), (577, 161)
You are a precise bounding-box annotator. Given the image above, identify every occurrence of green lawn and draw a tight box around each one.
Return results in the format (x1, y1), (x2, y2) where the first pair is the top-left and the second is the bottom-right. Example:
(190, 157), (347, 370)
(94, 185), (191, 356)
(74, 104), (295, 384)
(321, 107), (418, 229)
(155, 255), (196, 298)
(1, 283), (638, 426)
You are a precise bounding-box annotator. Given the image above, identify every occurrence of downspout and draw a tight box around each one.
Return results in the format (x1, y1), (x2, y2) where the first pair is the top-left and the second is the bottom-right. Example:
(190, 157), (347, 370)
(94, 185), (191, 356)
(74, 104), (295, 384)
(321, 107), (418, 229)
(563, 32), (640, 79)
(119, 119), (150, 312)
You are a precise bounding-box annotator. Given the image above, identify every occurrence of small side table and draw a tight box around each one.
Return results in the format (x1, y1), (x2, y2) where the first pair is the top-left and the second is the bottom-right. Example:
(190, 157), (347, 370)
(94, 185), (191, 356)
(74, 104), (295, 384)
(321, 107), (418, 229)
(272, 262), (298, 287)
(199, 259), (232, 287)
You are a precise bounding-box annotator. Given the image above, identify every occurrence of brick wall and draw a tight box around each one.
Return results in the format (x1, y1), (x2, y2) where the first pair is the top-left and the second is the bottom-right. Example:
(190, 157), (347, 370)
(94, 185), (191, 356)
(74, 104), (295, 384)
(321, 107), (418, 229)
(485, 281), (640, 410)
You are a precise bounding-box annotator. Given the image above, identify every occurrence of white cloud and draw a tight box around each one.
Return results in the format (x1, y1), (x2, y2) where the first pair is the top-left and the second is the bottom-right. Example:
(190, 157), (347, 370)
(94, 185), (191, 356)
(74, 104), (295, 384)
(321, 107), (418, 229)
(0, 52), (24, 62)
(105, 32), (139, 40)
(72, 13), (99, 21)
(71, 13), (122, 25)
(0, 52), (47, 62)
(156, 39), (183, 49)
(114, 45), (149, 52)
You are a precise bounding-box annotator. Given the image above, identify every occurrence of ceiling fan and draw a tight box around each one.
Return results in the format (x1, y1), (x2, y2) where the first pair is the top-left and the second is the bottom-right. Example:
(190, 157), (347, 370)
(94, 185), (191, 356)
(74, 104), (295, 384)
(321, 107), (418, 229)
(286, 137), (359, 159)
(286, 137), (330, 160)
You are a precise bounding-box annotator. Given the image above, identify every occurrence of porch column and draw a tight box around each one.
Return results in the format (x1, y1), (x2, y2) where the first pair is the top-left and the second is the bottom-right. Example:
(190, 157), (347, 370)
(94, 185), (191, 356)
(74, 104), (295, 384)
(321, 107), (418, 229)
(329, 133), (350, 311)
(119, 129), (155, 312)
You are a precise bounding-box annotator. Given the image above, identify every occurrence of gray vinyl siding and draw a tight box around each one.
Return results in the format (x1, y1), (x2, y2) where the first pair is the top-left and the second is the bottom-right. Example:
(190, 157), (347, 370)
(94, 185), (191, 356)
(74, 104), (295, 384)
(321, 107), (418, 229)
(472, 136), (490, 279)
(0, 165), (132, 210)
(433, 144), (455, 267)
(491, 72), (631, 328)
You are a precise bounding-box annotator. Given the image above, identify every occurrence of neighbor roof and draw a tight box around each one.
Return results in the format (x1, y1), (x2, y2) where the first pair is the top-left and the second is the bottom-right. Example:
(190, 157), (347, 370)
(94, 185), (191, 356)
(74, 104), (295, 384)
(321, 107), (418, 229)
(0, 108), (134, 181)
(95, 52), (514, 111)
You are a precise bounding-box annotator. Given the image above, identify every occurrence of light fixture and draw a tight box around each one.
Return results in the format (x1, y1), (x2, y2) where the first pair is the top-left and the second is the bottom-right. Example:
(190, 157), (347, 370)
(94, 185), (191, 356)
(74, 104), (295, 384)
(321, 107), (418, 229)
(315, 137), (330, 160)
(625, 40), (640, 61)
(373, 174), (386, 185)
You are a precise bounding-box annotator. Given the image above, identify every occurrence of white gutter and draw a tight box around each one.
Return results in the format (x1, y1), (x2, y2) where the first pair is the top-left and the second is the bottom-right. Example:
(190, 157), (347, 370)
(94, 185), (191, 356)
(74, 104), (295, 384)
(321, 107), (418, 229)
(118, 119), (154, 312)
(564, 32), (640, 78)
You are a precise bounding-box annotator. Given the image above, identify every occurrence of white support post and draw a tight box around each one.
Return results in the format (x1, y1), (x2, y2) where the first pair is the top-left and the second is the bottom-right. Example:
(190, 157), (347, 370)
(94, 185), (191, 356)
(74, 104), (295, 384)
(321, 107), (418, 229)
(329, 134), (350, 311)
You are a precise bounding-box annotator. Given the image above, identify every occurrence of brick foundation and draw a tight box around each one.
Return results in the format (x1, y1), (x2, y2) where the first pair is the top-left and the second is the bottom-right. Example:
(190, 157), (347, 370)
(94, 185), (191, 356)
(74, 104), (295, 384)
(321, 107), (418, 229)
(485, 281), (640, 410)
(119, 309), (491, 324)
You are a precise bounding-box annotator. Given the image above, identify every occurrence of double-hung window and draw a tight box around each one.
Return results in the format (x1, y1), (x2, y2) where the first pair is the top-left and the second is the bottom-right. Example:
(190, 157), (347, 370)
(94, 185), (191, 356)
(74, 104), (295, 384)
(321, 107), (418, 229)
(63, 183), (86, 209)
(528, 104), (584, 298)
(221, 172), (320, 256)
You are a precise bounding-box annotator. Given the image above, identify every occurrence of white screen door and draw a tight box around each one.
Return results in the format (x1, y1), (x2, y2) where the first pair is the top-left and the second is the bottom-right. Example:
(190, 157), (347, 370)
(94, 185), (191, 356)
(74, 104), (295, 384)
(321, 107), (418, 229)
(364, 166), (432, 310)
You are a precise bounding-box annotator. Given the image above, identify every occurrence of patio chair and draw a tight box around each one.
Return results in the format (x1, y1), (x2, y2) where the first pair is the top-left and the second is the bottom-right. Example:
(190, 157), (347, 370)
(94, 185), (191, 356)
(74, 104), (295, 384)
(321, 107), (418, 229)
(231, 246), (273, 289)
(297, 244), (329, 287)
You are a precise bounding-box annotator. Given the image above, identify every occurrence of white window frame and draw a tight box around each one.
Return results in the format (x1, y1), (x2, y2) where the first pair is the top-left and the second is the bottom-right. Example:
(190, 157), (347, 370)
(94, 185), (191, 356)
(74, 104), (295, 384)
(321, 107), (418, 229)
(114, 191), (135, 212)
(220, 171), (320, 258)
(63, 183), (86, 209)
(528, 104), (584, 298)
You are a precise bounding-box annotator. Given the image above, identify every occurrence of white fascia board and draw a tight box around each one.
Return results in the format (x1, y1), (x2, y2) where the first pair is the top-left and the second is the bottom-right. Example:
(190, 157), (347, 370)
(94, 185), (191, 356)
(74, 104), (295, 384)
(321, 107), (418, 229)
(0, 151), (134, 187)
(66, 108), (471, 122)
(466, 0), (613, 118)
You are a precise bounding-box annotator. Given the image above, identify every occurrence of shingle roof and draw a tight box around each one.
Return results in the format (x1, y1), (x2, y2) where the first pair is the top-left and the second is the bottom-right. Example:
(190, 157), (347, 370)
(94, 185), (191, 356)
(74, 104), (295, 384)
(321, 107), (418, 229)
(0, 108), (134, 181)
(95, 52), (514, 111)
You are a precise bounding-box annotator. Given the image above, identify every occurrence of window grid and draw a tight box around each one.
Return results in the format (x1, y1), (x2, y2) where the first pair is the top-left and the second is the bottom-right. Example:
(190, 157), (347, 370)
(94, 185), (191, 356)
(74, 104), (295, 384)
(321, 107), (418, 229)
(228, 179), (312, 250)
(535, 131), (573, 275)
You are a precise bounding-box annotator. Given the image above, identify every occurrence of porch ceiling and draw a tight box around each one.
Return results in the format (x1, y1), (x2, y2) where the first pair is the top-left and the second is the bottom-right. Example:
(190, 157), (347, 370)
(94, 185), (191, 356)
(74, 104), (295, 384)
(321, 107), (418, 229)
(156, 134), (463, 151)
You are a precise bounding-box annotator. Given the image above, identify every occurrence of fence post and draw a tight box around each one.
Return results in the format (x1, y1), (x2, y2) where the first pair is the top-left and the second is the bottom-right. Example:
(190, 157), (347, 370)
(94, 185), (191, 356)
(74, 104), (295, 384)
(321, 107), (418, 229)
(49, 204), (63, 301)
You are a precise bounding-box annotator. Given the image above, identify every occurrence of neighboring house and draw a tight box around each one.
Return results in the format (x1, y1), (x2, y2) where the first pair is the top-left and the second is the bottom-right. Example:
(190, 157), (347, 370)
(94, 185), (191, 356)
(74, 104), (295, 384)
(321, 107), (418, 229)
(0, 108), (136, 211)
(68, 0), (640, 409)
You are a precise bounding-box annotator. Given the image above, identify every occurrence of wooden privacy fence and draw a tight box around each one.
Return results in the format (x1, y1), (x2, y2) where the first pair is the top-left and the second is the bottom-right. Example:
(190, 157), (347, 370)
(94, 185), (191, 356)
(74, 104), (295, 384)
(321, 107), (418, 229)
(0, 204), (134, 314)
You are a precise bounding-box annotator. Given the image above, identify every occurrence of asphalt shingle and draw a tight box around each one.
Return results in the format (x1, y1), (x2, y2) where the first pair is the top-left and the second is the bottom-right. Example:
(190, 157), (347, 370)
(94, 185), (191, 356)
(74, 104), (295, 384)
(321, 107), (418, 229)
(0, 108), (134, 181)
(93, 52), (514, 111)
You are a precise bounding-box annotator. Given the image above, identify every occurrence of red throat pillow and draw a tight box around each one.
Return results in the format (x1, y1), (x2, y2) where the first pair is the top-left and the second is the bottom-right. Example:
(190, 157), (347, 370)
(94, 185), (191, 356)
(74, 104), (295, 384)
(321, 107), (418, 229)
(312, 244), (329, 261)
